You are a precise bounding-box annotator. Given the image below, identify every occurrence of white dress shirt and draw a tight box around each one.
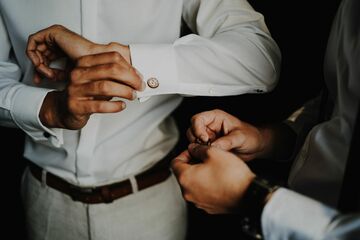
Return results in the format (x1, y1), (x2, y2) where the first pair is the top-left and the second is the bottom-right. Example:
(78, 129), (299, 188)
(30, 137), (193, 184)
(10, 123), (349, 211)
(287, 0), (360, 207)
(262, 188), (360, 240)
(0, 0), (280, 186)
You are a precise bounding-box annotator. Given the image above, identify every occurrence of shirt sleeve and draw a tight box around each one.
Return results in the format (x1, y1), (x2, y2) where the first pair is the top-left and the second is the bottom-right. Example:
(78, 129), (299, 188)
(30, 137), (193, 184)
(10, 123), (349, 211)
(261, 188), (360, 240)
(0, 13), (63, 147)
(130, 0), (281, 101)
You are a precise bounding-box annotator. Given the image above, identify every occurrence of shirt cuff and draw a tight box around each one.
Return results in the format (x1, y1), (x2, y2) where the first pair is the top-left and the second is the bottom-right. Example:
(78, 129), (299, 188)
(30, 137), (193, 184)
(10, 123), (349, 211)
(10, 85), (63, 147)
(130, 44), (178, 102)
(261, 188), (338, 240)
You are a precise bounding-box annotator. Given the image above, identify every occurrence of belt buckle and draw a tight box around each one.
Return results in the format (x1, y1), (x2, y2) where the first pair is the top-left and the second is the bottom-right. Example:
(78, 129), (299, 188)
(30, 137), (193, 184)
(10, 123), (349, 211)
(69, 185), (95, 202)
(100, 185), (114, 203)
(70, 185), (95, 193)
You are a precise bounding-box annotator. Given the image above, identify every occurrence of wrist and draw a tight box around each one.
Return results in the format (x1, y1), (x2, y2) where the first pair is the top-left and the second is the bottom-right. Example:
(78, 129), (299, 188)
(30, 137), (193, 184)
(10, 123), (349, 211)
(256, 127), (275, 159)
(239, 177), (280, 239)
(39, 91), (65, 128)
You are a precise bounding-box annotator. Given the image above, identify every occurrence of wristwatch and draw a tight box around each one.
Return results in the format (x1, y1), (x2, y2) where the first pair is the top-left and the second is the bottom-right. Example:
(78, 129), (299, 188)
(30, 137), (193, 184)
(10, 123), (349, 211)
(240, 177), (279, 239)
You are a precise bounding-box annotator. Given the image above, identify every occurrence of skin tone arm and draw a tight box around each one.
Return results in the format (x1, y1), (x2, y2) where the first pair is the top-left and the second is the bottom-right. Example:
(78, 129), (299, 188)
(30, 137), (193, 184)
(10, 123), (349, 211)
(26, 25), (145, 130)
(187, 109), (296, 161)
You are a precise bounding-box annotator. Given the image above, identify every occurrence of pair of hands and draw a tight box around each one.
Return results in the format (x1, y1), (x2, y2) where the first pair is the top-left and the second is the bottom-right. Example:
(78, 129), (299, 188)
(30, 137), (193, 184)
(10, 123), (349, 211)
(27, 25), (144, 129)
(172, 110), (274, 214)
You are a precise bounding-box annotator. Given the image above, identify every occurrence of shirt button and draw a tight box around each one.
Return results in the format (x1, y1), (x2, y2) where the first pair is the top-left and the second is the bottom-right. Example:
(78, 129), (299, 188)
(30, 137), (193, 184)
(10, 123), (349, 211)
(147, 77), (159, 89)
(43, 132), (50, 138)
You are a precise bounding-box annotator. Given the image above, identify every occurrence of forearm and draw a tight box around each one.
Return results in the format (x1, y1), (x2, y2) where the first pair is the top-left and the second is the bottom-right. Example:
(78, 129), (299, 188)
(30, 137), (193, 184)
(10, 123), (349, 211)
(257, 123), (297, 161)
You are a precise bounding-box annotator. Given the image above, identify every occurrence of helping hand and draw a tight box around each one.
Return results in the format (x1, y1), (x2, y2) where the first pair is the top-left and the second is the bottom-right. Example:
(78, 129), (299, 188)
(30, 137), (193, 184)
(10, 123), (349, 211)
(171, 143), (255, 214)
(39, 51), (144, 130)
(187, 109), (272, 161)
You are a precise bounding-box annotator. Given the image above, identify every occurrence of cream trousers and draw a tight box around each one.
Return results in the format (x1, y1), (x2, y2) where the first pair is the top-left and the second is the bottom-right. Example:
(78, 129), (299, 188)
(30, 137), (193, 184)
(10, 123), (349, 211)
(21, 168), (187, 240)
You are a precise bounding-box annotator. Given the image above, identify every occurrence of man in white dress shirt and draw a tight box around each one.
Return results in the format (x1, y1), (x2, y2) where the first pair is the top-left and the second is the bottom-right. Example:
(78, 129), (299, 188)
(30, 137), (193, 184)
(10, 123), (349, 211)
(172, 0), (359, 238)
(0, 0), (280, 239)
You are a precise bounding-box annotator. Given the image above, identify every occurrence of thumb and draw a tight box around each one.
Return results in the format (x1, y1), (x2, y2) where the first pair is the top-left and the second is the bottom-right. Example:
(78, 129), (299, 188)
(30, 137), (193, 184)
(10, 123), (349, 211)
(51, 68), (68, 82)
(33, 71), (43, 85)
(188, 143), (210, 162)
(171, 150), (191, 178)
(211, 132), (246, 151)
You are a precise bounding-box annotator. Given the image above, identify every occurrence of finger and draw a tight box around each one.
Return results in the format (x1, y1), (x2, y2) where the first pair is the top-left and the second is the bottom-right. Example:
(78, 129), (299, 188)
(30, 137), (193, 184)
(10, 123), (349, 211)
(35, 65), (68, 82)
(36, 43), (48, 52)
(186, 128), (197, 143)
(76, 51), (126, 68)
(211, 132), (246, 151)
(190, 116), (209, 143)
(171, 150), (192, 178)
(70, 64), (144, 91)
(36, 63), (55, 78)
(26, 35), (43, 66)
(33, 71), (43, 85)
(190, 111), (220, 143)
(188, 143), (210, 161)
(70, 100), (126, 115)
(70, 80), (136, 100)
(27, 50), (41, 67)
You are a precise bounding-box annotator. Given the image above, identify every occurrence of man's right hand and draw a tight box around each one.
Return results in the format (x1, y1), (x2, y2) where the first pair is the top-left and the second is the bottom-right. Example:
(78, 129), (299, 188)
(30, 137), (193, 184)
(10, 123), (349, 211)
(187, 109), (274, 161)
(39, 51), (145, 130)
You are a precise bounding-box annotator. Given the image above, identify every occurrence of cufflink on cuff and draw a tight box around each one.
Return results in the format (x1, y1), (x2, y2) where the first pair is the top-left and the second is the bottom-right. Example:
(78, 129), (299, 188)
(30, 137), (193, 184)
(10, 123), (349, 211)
(147, 77), (159, 88)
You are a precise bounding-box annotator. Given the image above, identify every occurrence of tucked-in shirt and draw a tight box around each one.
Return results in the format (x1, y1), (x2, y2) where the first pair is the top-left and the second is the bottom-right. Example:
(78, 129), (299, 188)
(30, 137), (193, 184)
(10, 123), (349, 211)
(287, 0), (360, 207)
(0, 0), (280, 186)
(262, 188), (360, 240)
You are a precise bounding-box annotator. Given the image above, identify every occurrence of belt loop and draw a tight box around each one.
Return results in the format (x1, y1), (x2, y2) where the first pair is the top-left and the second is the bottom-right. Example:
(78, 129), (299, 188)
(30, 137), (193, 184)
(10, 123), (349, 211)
(41, 169), (47, 188)
(129, 175), (138, 193)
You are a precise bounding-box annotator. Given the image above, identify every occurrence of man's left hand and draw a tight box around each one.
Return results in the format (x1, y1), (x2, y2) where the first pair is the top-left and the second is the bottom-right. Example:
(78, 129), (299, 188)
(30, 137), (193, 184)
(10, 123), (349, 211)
(171, 143), (256, 214)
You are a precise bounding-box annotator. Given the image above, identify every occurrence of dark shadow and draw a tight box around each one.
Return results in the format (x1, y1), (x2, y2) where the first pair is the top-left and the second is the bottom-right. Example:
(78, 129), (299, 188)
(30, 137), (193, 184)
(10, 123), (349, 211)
(0, 127), (26, 239)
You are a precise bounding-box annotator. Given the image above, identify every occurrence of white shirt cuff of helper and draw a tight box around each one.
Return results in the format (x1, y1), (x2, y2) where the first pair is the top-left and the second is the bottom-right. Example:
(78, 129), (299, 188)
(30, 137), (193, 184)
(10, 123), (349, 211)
(130, 44), (179, 102)
(10, 85), (63, 147)
(261, 188), (338, 240)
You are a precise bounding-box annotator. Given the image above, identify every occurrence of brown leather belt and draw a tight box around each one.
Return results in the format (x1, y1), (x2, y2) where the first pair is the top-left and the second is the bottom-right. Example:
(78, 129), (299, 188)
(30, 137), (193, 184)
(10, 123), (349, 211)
(28, 153), (173, 204)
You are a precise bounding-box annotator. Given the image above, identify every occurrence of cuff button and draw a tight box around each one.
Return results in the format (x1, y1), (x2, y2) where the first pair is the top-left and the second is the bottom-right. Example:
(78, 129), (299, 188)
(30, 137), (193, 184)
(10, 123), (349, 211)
(43, 132), (51, 138)
(147, 77), (159, 89)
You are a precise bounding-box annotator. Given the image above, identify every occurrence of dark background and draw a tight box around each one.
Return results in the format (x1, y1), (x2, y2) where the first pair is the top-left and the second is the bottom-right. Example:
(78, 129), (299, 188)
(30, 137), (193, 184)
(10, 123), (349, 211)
(1, 0), (341, 239)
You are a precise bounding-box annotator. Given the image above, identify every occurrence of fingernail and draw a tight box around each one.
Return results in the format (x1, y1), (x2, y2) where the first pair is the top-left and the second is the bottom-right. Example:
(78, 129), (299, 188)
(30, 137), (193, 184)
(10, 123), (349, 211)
(132, 91), (137, 100)
(121, 102), (126, 109)
(199, 135), (208, 143)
